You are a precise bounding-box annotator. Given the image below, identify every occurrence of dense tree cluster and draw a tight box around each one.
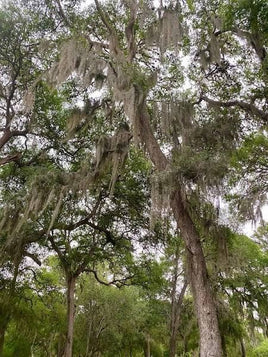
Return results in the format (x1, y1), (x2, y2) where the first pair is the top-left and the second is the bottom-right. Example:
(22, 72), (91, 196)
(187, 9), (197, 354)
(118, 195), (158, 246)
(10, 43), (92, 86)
(0, 0), (268, 356)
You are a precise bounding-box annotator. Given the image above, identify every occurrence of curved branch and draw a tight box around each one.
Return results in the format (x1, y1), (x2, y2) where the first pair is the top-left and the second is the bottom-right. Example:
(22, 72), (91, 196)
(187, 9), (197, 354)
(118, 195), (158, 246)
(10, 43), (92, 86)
(55, 218), (116, 246)
(94, 0), (121, 57)
(94, 0), (114, 35)
(234, 28), (266, 63)
(201, 95), (268, 123)
(48, 235), (68, 268)
(124, 2), (138, 61)
(86, 268), (134, 287)
(0, 129), (28, 151)
(24, 252), (42, 266)
(55, 0), (70, 27)
(0, 152), (22, 166)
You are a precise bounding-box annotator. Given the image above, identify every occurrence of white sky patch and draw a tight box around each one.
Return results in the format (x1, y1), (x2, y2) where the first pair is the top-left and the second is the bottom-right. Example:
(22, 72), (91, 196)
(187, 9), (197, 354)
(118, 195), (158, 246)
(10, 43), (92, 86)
(243, 205), (268, 236)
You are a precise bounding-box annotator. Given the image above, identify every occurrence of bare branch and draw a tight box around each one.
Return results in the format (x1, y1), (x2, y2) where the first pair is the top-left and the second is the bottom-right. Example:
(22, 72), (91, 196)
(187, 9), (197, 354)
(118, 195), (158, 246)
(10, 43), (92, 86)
(24, 252), (42, 266)
(86, 268), (134, 287)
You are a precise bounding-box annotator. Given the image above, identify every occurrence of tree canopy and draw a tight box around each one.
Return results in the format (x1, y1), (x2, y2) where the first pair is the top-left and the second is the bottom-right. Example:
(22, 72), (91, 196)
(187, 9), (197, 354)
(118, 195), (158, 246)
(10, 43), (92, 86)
(0, 0), (267, 356)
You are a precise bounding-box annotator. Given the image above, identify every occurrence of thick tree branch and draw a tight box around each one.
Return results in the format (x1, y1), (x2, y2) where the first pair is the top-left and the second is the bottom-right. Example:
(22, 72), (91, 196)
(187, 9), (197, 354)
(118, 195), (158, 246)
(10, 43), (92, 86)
(94, 0), (114, 36)
(0, 129), (12, 151)
(201, 95), (268, 123)
(5, 64), (21, 127)
(0, 152), (22, 166)
(55, 218), (116, 246)
(24, 252), (42, 266)
(48, 235), (68, 268)
(0, 129), (28, 151)
(124, 2), (137, 61)
(55, 0), (70, 27)
(94, 0), (121, 57)
(234, 28), (266, 63)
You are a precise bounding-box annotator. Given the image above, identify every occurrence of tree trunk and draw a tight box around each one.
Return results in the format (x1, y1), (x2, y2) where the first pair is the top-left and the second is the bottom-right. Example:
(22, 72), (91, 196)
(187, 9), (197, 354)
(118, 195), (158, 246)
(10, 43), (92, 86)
(146, 337), (150, 357)
(171, 191), (222, 357)
(0, 327), (6, 357)
(144, 334), (150, 357)
(169, 243), (188, 357)
(169, 279), (188, 357)
(85, 321), (92, 357)
(221, 334), (227, 357)
(240, 339), (246, 357)
(63, 275), (76, 357)
(0, 262), (20, 357)
(135, 97), (222, 356)
(170, 318), (178, 357)
(57, 336), (65, 357)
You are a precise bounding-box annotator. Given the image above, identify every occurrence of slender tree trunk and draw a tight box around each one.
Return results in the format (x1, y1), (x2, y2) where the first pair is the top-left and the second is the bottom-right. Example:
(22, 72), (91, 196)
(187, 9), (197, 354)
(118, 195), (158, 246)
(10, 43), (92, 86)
(147, 337), (150, 357)
(144, 334), (150, 357)
(0, 327), (6, 357)
(240, 339), (246, 357)
(31, 332), (37, 357)
(170, 316), (179, 357)
(85, 319), (92, 357)
(221, 334), (227, 357)
(169, 244), (188, 357)
(184, 338), (188, 354)
(0, 262), (20, 357)
(169, 279), (188, 357)
(135, 97), (222, 357)
(57, 336), (65, 357)
(63, 275), (76, 357)
(170, 290), (179, 356)
(265, 318), (268, 338)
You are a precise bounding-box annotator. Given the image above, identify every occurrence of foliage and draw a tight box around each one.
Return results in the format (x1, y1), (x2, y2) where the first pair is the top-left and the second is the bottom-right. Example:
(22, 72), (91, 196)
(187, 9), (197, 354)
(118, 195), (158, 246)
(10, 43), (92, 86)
(250, 339), (268, 357)
(0, 0), (268, 356)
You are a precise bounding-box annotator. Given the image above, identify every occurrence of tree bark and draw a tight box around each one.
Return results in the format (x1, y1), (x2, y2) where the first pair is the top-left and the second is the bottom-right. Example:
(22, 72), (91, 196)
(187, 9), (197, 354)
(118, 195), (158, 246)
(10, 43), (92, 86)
(169, 278), (188, 357)
(240, 339), (246, 357)
(136, 97), (222, 356)
(0, 262), (20, 357)
(0, 327), (6, 357)
(170, 191), (222, 357)
(144, 334), (150, 357)
(0, 129), (12, 150)
(63, 275), (76, 357)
